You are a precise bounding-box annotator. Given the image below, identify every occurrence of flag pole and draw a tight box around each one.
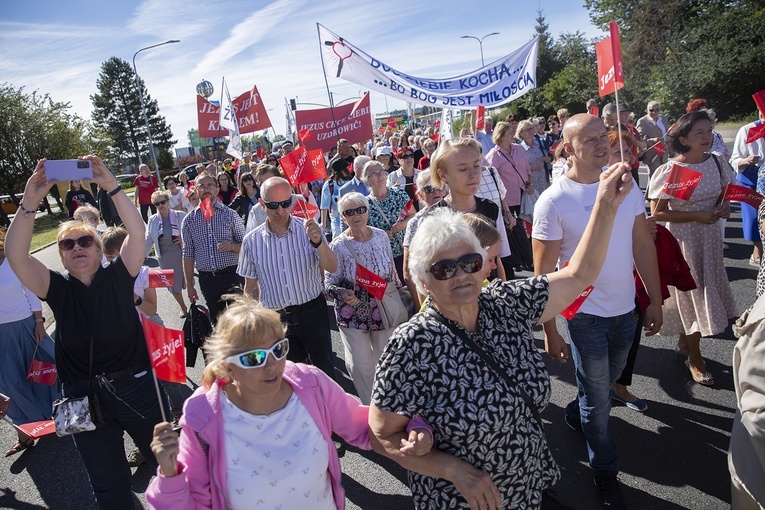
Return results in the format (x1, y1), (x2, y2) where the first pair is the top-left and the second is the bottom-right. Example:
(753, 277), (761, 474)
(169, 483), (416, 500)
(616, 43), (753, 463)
(150, 368), (168, 423)
(316, 23), (340, 148)
(613, 85), (626, 166)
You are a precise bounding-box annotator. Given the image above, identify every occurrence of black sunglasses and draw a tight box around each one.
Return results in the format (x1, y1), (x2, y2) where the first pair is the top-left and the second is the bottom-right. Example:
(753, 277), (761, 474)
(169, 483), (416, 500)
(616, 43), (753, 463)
(242, 176), (254, 182)
(400, 154), (414, 159)
(422, 185), (444, 194)
(153, 199), (168, 206)
(429, 253), (483, 280)
(263, 197), (293, 210)
(341, 206), (368, 217)
(649, 109), (659, 112)
(58, 235), (96, 252)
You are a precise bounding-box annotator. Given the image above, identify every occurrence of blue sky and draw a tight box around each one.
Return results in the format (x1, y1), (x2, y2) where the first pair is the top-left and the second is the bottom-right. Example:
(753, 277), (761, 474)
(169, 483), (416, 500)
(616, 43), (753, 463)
(1, 0), (603, 150)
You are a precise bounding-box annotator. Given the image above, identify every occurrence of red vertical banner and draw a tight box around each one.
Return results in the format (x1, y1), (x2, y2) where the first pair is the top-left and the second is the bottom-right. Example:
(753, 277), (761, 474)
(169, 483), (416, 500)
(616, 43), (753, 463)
(141, 316), (186, 383)
(475, 106), (485, 131)
(596, 23), (624, 97)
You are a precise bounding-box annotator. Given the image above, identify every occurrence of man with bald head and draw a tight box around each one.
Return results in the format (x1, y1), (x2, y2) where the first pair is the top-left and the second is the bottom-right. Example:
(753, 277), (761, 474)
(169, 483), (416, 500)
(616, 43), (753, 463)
(532, 114), (662, 509)
(237, 177), (338, 377)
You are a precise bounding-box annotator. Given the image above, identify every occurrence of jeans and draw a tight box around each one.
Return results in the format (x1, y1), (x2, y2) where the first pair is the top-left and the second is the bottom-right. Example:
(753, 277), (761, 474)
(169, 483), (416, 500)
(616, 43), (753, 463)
(63, 366), (169, 510)
(616, 300), (644, 387)
(279, 293), (335, 379)
(198, 269), (244, 325)
(564, 309), (638, 474)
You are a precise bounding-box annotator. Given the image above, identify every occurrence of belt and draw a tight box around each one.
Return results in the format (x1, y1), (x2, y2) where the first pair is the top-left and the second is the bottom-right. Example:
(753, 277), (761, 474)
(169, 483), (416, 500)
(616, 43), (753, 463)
(68, 362), (149, 386)
(199, 265), (237, 277)
(277, 293), (324, 314)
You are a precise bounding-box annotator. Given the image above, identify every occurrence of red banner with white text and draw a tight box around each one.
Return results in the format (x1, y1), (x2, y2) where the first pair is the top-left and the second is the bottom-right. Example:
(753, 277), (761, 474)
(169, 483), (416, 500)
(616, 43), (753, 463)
(596, 23), (624, 97)
(661, 164), (703, 201)
(141, 316), (186, 383)
(723, 184), (764, 209)
(355, 263), (388, 300)
(279, 147), (329, 186)
(294, 93), (372, 153)
(197, 84), (272, 138)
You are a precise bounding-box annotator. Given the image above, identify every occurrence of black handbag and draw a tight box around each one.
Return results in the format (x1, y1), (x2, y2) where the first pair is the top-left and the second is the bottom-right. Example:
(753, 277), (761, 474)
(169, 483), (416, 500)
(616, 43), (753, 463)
(485, 165), (534, 269)
(183, 303), (212, 367)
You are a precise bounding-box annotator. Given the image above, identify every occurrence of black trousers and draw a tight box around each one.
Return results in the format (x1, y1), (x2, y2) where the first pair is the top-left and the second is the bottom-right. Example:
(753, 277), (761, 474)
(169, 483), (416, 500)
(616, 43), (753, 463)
(198, 269), (244, 325)
(278, 293), (335, 379)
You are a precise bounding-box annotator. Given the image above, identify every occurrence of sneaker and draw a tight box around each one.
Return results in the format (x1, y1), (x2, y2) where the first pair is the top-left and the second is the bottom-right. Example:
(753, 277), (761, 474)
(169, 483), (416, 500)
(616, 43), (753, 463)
(127, 448), (147, 467)
(594, 471), (626, 510)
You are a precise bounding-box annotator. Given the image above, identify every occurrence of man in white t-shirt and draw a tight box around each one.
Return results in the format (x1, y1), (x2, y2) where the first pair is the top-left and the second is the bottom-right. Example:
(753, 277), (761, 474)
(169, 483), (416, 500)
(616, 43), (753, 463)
(532, 114), (662, 510)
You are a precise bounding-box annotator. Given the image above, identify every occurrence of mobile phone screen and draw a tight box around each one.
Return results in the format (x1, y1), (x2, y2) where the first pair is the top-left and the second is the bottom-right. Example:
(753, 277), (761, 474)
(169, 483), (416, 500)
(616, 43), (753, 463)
(45, 160), (94, 182)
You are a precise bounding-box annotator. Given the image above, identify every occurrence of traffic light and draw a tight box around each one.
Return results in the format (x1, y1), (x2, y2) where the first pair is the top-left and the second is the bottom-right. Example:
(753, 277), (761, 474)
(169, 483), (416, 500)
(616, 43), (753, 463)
(290, 99), (297, 111)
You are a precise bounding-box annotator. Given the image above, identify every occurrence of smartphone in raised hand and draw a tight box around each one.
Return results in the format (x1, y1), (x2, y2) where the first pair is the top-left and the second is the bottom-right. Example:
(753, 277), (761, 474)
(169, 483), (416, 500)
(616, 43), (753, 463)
(45, 160), (93, 182)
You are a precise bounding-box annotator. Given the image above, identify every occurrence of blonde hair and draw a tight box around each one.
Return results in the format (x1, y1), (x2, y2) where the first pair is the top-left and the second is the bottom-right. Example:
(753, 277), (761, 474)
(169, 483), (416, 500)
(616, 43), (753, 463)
(429, 138), (482, 188)
(72, 205), (99, 226)
(57, 221), (102, 252)
(462, 213), (500, 248)
(202, 294), (286, 388)
(101, 226), (128, 256)
(516, 120), (533, 139)
(151, 190), (169, 203)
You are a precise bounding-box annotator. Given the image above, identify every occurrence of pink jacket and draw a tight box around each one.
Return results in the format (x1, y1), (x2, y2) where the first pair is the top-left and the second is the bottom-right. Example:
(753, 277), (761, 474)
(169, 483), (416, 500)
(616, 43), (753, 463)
(146, 362), (371, 510)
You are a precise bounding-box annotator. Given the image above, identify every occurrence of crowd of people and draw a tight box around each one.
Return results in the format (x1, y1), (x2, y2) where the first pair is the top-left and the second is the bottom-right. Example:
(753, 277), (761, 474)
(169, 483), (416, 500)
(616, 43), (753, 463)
(1, 94), (764, 510)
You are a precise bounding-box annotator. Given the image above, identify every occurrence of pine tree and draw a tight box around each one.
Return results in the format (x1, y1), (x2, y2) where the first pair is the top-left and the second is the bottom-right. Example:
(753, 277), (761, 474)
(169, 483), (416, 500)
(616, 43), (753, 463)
(90, 57), (175, 169)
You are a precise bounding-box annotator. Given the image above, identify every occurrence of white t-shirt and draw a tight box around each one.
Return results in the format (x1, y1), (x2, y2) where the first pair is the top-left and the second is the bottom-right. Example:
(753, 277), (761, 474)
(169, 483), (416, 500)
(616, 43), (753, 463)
(0, 259), (41, 324)
(221, 391), (333, 510)
(532, 173), (645, 317)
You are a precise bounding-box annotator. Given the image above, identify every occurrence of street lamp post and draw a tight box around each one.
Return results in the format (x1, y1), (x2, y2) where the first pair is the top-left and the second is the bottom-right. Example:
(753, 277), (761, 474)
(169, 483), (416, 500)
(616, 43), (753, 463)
(460, 32), (500, 66)
(133, 39), (180, 186)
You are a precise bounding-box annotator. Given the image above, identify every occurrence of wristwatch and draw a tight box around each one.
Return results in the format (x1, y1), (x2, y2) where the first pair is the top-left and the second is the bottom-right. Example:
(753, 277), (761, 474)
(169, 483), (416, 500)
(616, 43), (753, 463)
(134, 297), (143, 306)
(310, 238), (322, 248)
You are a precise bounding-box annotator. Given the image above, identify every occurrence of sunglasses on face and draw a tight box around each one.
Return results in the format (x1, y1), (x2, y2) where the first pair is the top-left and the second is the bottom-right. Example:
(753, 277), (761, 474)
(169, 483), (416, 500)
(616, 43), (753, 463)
(400, 154), (414, 159)
(225, 338), (290, 369)
(423, 185), (444, 194)
(263, 197), (293, 210)
(429, 252), (483, 280)
(649, 109), (659, 113)
(341, 205), (368, 217)
(153, 199), (168, 206)
(58, 235), (96, 252)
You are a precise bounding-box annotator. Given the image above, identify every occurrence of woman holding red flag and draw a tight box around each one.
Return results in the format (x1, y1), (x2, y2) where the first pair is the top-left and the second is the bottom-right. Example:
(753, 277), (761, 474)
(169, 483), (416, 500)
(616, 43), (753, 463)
(648, 110), (737, 386)
(324, 192), (402, 405)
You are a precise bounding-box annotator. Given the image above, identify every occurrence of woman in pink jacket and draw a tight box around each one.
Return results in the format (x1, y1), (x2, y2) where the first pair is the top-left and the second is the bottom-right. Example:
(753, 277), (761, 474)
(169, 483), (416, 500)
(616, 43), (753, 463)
(147, 294), (431, 510)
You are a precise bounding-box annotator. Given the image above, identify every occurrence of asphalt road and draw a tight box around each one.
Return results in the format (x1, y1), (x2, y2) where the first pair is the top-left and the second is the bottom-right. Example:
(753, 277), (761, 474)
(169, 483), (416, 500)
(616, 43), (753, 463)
(0, 153), (754, 509)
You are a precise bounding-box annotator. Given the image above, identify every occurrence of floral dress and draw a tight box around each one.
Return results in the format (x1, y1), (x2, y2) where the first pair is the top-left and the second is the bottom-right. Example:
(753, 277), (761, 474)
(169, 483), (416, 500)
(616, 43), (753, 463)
(325, 228), (400, 331)
(367, 187), (410, 258)
(648, 154), (737, 336)
(521, 139), (549, 194)
(372, 276), (559, 508)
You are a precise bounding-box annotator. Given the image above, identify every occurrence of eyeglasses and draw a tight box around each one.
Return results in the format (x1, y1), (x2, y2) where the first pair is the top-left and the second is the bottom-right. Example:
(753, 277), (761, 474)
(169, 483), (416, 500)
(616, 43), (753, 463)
(649, 109), (659, 113)
(153, 199), (168, 206)
(225, 338), (290, 369)
(400, 154), (414, 159)
(263, 197), (293, 210)
(341, 205), (368, 217)
(197, 183), (218, 189)
(422, 185), (444, 194)
(367, 171), (386, 180)
(429, 252), (483, 280)
(58, 235), (96, 252)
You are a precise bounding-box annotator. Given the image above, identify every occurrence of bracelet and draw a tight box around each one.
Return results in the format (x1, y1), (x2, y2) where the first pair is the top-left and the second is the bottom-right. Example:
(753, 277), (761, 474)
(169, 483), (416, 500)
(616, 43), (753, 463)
(34, 317), (45, 323)
(108, 185), (123, 197)
(18, 202), (37, 218)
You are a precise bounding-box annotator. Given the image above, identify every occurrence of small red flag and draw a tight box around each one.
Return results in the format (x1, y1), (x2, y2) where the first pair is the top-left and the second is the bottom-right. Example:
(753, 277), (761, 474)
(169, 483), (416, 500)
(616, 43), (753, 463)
(652, 141), (667, 157)
(291, 199), (319, 220)
(596, 22), (624, 97)
(549, 140), (560, 156)
(753, 89), (765, 119)
(475, 106), (485, 131)
(661, 164), (703, 201)
(141, 316), (186, 383)
(6, 418), (56, 439)
(746, 122), (765, 144)
(27, 360), (57, 386)
(560, 262), (594, 320)
(398, 199), (413, 220)
(355, 263), (388, 300)
(148, 269), (175, 288)
(387, 117), (397, 129)
(298, 128), (313, 144)
(200, 197), (215, 221)
(588, 105), (600, 116)
(377, 126), (385, 133)
(280, 147), (328, 186)
(723, 183), (764, 209)
(257, 146), (266, 159)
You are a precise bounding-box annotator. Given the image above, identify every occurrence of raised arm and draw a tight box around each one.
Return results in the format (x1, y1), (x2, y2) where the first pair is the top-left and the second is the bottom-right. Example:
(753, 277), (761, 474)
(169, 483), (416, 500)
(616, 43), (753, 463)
(5, 160), (55, 298)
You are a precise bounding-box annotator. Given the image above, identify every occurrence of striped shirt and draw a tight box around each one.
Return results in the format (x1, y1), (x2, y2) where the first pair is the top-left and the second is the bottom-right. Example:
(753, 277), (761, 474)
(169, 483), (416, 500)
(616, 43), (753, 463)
(237, 217), (325, 309)
(181, 201), (245, 272)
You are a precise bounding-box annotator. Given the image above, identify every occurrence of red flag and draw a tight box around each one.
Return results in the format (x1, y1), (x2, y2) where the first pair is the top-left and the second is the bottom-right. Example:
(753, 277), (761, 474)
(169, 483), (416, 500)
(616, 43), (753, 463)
(148, 269), (175, 288)
(753, 89), (765, 119)
(378, 126), (385, 133)
(257, 146), (266, 159)
(398, 199), (413, 220)
(5, 418), (56, 439)
(298, 128), (313, 144)
(291, 199), (319, 220)
(652, 141), (667, 157)
(355, 263), (388, 300)
(387, 117), (397, 129)
(561, 286), (595, 320)
(746, 122), (765, 144)
(588, 105), (600, 116)
(201, 197), (215, 220)
(141, 316), (186, 383)
(475, 106), (485, 131)
(196, 84), (273, 138)
(279, 147), (328, 186)
(596, 23), (624, 97)
(661, 164), (703, 201)
(27, 360), (57, 386)
(549, 140), (560, 156)
(723, 183), (764, 209)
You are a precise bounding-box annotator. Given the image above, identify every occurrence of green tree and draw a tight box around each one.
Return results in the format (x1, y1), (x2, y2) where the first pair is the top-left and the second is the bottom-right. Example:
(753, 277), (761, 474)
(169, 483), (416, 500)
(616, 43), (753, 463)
(91, 57), (175, 170)
(517, 8), (564, 116)
(0, 83), (103, 223)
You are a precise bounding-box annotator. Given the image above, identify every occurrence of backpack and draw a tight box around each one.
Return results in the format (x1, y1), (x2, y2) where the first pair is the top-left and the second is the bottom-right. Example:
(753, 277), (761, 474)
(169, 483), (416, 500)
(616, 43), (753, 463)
(183, 303), (213, 367)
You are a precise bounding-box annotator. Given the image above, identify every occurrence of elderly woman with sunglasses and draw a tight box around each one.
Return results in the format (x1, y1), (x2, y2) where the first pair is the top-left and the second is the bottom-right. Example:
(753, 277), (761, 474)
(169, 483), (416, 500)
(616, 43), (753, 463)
(324, 192), (401, 405)
(147, 294), (432, 510)
(145, 190), (188, 318)
(6, 157), (169, 509)
(369, 161), (637, 509)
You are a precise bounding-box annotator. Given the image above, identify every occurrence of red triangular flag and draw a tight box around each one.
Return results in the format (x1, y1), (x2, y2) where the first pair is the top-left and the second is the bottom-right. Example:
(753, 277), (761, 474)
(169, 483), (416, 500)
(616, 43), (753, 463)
(200, 197), (215, 221)
(397, 199), (413, 220)
(257, 146), (266, 159)
(475, 106), (485, 131)
(723, 183), (764, 209)
(355, 263), (388, 300)
(746, 122), (765, 144)
(141, 316), (186, 383)
(148, 269), (175, 288)
(661, 163), (703, 201)
(291, 199), (319, 220)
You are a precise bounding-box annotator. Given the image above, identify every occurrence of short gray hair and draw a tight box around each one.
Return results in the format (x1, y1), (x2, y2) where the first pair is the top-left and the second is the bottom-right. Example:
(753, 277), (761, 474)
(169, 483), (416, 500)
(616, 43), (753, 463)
(602, 103), (617, 116)
(360, 160), (385, 183)
(337, 192), (369, 213)
(647, 101), (660, 111)
(415, 169), (434, 189)
(408, 208), (487, 295)
(354, 155), (371, 172)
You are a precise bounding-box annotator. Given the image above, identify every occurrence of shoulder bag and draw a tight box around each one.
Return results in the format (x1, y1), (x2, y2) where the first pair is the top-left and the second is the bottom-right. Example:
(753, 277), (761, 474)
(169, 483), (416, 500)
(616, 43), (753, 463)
(341, 235), (411, 329)
(486, 166), (533, 268)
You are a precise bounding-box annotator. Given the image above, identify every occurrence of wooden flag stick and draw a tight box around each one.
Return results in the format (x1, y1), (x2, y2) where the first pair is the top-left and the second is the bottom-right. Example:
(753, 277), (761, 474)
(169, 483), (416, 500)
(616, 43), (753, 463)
(150, 368), (168, 424)
(613, 85), (626, 166)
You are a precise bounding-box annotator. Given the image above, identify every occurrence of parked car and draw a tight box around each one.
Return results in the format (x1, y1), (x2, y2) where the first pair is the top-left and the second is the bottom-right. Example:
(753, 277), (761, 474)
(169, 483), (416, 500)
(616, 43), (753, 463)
(0, 194), (24, 215)
(176, 164), (199, 182)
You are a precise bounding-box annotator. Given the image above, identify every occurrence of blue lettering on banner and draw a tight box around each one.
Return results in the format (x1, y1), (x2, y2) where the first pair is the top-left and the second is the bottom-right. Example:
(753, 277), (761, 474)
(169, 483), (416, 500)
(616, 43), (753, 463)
(477, 72), (536, 103)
